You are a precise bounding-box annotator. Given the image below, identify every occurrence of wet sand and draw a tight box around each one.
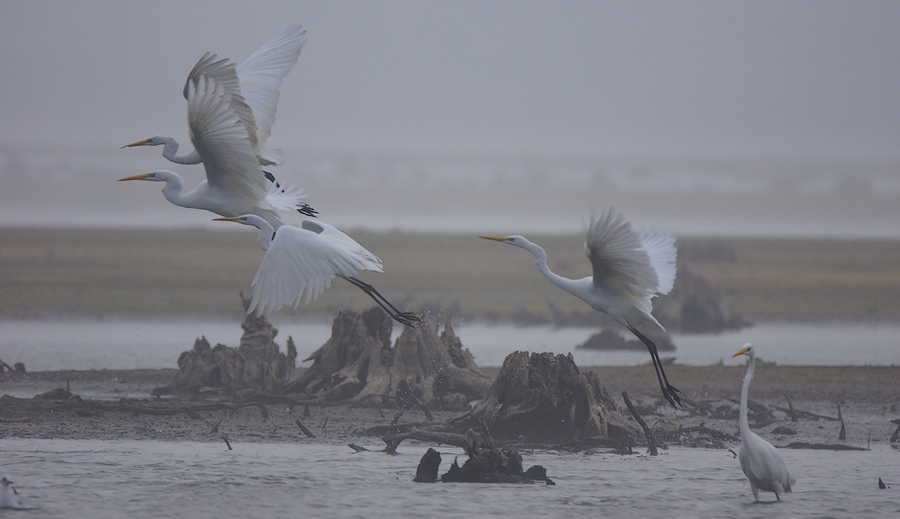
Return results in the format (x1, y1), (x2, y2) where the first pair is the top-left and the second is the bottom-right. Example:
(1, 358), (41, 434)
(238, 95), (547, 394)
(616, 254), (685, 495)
(2, 364), (897, 450)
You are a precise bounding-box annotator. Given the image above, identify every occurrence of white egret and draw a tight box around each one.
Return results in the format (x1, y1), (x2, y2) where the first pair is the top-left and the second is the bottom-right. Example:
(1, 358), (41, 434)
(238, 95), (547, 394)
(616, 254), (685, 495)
(123, 23), (307, 167)
(0, 474), (23, 509)
(480, 207), (680, 407)
(215, 214), (421, 328)
(120, 74), (314, 227)
(732, 343), (795, 501)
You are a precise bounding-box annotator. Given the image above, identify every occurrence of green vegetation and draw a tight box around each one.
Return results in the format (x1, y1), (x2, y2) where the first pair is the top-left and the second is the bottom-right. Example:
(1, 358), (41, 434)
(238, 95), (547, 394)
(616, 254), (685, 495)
(1, 228), (898, 321)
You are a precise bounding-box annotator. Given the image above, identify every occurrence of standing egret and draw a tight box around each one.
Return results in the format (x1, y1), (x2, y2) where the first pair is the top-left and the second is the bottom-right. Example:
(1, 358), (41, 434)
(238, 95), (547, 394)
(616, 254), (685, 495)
(215, 214), (421, 328)
(120, 74), (314, 227)
(123, 23), (307, 167)
(732, 343), (795, 501)
(480, 207), (680, 407)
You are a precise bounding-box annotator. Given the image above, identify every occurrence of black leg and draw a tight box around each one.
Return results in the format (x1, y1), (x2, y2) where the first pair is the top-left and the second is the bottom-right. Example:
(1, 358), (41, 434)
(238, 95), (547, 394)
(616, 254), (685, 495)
(342, 276), (421, 328)
(297, 203), (318, 218)
(628, 325), (681, 408)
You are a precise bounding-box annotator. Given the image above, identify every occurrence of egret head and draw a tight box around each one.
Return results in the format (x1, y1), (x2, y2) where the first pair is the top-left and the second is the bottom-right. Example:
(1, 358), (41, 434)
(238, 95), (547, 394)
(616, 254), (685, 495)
(731, 342), (754, 358)
(479, 235), (528, 247)
(118, 171), (168, 182)
(121, 137), (165, 149)
(213, 214), (266, 230)
(0, 475), (12, 487)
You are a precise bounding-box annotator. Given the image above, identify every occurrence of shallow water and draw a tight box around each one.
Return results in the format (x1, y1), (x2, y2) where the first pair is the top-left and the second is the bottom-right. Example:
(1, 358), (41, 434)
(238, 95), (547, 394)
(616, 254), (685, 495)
(1, 319), (898, 372)
(0, 439), (898, 518)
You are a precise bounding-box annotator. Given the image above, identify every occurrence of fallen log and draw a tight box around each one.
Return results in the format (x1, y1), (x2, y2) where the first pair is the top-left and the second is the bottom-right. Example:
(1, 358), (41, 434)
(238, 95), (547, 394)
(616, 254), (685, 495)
(782, 442), (868, 451)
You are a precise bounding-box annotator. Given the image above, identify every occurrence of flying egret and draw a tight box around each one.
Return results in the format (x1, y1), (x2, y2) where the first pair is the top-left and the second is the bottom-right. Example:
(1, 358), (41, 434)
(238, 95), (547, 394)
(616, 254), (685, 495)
(123, 23), (307, 167)
(480, 207), (680, 407)
(0, 474), (23, 509)
(120, 74), (314, 228)
(214, 214), (421, 328)
(732, 343), (795, 501)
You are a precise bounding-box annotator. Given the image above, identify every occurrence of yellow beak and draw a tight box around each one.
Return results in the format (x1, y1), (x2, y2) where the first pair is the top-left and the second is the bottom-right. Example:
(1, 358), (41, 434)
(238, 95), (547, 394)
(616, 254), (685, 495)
(731, 343), (752, 357)
(118, 173), (153, 181)
(121, 138), (152, 149)
(212, 216), (242, 222)
(479, 235), (508, 242)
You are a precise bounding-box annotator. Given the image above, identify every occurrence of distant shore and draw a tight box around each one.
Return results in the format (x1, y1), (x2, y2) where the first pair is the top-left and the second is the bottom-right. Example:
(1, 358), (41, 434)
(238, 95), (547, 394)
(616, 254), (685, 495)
(2, 228), (899, 322)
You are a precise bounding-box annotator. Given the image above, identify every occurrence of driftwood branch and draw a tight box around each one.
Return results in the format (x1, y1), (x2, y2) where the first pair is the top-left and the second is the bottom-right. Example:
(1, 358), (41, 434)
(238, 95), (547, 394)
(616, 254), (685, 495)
(295, 420), (317, 438)
(382, 428), (470, 454)
(771, 404), (840, 421)
(784, 393), (798, 422)
(622, 391), (658, 455)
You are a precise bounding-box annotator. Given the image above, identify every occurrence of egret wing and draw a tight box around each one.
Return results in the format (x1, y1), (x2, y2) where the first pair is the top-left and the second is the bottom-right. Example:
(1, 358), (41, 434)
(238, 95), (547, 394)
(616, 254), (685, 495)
(237, 24), (307, 166)
(301, 220), (383, 269)
(186, 75), (269, 206)
(639, 226), (677, 295)
(585, 208), (660, 302)
(249, 223), (384, 316)
(184, 53), (260, 154)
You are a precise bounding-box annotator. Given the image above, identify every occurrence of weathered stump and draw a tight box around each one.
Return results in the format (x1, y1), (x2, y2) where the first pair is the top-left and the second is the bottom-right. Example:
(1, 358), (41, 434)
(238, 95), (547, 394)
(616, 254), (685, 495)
(285, 308), (491, 410)
(437, 438), (554, 484)
(449, 351), (639, 445)
(654, 268), (750, 333)
(413, 448), (442, 483)
(372, 351), (645, 451)
(156, 295), (296, 396)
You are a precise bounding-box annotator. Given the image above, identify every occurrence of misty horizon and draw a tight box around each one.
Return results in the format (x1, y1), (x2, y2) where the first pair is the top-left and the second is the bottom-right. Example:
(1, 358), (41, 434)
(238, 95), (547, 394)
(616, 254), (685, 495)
(2, 2), (899, 159)
(1, 2), (899, 237)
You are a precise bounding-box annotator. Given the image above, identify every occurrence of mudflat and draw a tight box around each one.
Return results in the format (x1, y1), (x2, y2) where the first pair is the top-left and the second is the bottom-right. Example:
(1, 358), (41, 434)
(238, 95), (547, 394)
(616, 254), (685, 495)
(1, 363), (897, 449)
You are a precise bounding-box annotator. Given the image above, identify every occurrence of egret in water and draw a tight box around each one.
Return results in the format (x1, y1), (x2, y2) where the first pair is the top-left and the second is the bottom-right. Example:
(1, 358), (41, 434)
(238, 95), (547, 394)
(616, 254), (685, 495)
(215, 214), (421, 327)
(480, 207), (680, 407)
(732, 343), (795, 501)
(0, 474), (23, 509)
(120, 73), (314, 227)
(123, 23), (306, 168)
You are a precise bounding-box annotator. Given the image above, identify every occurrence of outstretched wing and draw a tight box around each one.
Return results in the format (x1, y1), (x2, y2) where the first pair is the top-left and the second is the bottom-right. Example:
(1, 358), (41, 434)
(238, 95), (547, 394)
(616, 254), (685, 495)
(585, 208), (674, 307)
(186, 75), (269, 206)
(639, 226), (677, 295)
(248, 222), (384, 316)
(184, 53), (260, 154)
(237, 24), (307, 166)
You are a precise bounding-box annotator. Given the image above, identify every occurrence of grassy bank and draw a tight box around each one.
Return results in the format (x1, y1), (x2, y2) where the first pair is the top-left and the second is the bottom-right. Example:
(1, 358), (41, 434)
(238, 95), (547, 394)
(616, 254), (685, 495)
(1, 227), (898, 321)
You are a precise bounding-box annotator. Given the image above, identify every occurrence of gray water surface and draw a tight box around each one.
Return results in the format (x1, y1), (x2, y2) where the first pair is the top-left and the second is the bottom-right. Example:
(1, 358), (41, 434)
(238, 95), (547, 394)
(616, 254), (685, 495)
(1, 320), (898, 372)
(1, 439), (897, 518)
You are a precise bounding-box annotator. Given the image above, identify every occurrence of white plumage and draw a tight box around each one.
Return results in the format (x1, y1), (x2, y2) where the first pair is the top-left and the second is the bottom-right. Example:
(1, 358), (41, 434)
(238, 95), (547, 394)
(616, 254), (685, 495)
(120, 25), (313, 224)
(732, 344), (795, 501)
(216, 215), (419, 327)
(125, 23), (307, 167)
(481, 207), (680, 406)
(120, 74), (312, 227)
(0, 474), (24, 509)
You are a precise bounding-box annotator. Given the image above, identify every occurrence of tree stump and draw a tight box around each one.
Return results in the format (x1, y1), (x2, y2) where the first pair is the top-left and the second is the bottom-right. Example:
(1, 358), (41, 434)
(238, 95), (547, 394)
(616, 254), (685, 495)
(285, 309), (492, 410)
(413, 448), (442, 483)
(157, 295), (296, 396)
(449, 351), (639, 445)
(654, 268), (750, 333)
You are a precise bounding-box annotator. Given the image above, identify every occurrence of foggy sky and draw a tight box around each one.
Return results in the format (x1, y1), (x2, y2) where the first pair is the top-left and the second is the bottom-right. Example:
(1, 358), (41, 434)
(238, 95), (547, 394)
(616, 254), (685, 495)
(2, 1), (899, 159)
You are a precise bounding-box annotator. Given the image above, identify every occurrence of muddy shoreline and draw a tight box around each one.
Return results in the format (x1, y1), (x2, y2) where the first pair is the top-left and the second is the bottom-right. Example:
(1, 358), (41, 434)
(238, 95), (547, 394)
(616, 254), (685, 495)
(2, 364), (897, 451)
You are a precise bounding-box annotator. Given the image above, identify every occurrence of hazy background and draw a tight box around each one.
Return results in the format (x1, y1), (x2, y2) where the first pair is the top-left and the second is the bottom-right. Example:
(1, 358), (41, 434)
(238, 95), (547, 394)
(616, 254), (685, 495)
(2, 1), (899, 236)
